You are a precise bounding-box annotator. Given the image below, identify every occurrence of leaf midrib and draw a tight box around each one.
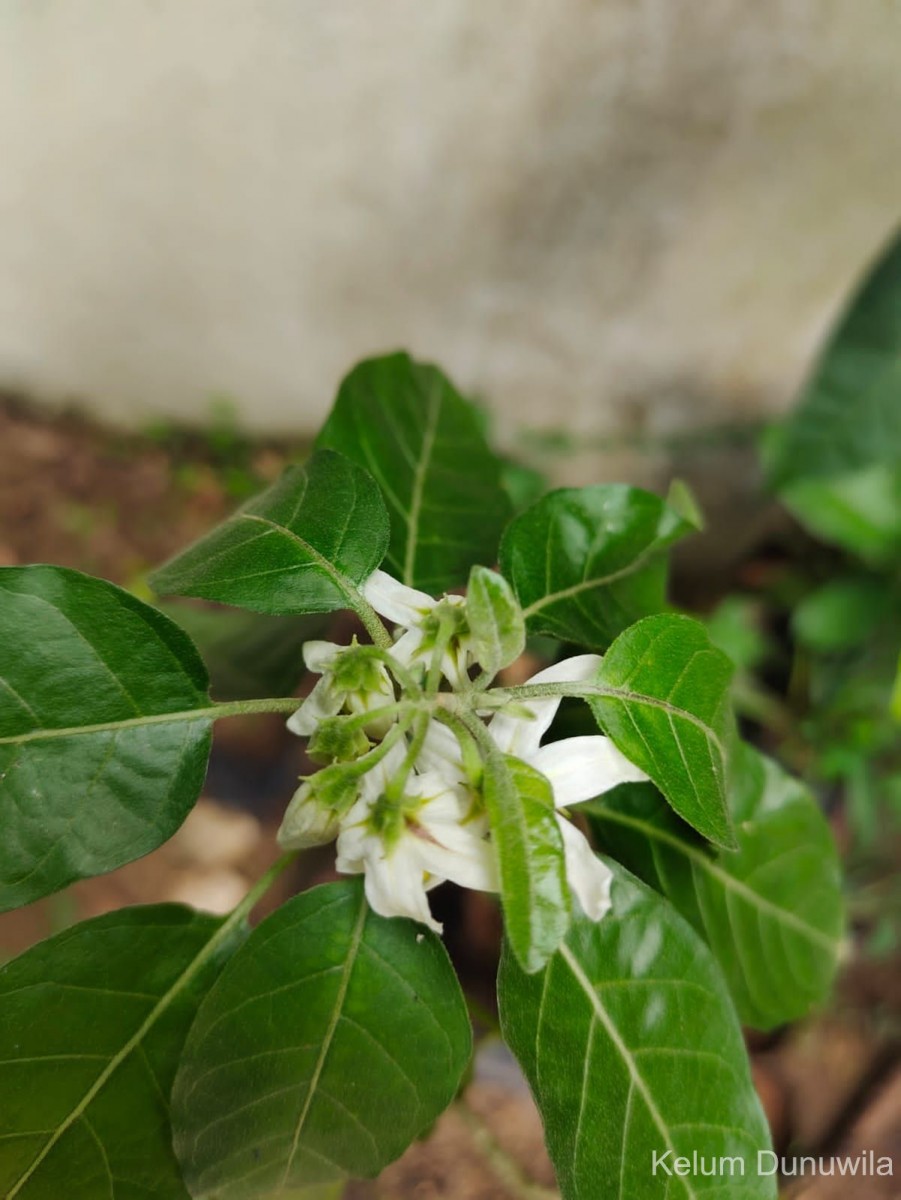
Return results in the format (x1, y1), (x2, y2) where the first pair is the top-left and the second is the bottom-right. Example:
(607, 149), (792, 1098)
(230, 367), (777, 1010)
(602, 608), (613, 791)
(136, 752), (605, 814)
(558, 942), (699, 1200)
(4, 912), (244, 1199)
(402, 379), (442, 586)
(0, 706), (220, 746)
(238, 513), (360, 606)
(521, 539), (665, 621)
(280, 893), (368, 1187)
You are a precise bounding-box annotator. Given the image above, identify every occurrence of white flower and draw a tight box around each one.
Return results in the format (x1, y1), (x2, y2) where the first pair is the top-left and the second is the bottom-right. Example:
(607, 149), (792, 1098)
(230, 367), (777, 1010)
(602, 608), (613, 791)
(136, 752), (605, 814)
(363, 569), (475, 687)
(336, 744), (498, 932)
(277, 779), (341, 850)
(488, 654), (648, 920)
(287, 639), (395, 739)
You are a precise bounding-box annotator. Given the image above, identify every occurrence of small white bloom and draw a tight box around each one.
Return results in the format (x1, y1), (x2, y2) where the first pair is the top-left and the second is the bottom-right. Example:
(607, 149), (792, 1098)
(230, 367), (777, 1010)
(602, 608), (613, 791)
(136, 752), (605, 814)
(287, 639), (395, 739)
(488, 655), (649, 920)
(364, 569), (475, 687)
(336, 745), (498, 933)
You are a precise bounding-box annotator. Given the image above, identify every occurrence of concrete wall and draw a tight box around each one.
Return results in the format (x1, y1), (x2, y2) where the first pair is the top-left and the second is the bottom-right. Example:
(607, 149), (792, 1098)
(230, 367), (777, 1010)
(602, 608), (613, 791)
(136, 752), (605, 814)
(1, 1), (900, 457)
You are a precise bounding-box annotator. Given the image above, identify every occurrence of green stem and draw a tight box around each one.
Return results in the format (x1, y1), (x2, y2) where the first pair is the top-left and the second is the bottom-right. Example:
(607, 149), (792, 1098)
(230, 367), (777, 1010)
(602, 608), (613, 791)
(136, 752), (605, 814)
(385, 710), (430, 802)
(426, 614), (456, 697)
(229, 851), (298, 924)
(348, 593), (393, 650)
(213, 696), (307, 718)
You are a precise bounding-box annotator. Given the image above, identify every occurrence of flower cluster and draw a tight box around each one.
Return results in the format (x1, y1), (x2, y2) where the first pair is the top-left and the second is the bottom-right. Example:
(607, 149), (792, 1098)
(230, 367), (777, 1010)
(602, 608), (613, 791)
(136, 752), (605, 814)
(277, 569), (647, 932)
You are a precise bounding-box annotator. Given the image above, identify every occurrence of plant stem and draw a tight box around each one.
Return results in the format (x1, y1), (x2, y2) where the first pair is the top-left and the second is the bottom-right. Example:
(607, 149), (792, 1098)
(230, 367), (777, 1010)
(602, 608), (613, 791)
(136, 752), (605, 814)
(229, 851), (298, 926)
(348, 594), (393, 650)
(213, 696), (306, 718)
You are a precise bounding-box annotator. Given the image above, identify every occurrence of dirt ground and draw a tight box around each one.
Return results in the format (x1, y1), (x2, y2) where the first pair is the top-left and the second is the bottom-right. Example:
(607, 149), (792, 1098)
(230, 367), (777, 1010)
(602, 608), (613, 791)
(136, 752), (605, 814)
(0, 396), (898, 1199)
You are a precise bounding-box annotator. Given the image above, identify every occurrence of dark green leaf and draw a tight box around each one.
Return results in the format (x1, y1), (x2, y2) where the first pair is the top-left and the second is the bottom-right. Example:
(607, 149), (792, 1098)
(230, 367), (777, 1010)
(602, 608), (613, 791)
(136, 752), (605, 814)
(161, 602), (329, 701)
(482, 754), (570, 974)
(173, 880), (471, 1198)
(317, 353), (511, 592)
(0, 567), (213, 912)
(498, 862), (776, 1200)
(588, 745), (845, 1029)
(467, 566), (525, 677)
(767, 229), (901, 488)
(499, 485), (692, 650)
(0, 904), (240, 1199)
(587, 614), (736, 848)
(151, 450), (389, 617)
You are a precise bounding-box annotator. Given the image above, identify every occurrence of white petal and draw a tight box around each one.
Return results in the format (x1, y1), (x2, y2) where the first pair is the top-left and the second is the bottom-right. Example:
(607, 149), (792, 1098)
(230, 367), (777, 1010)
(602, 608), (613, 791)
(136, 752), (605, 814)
(415, 835), (499, 893)
(363, 569), (434, 626)
(277, 784), (341, 849)
(558, 818), (613, 922)
(489, 653), (603, 756)
(416, 721), (466, 781)
(357, 741), (408, 805)
(389, 626), (425, 668)
(334, 794), (374, 872)
(530, 736), (649, 809)
(360, 842), (441, 932)
(286, 677), (340, 737)
(302, 640), (343, 673)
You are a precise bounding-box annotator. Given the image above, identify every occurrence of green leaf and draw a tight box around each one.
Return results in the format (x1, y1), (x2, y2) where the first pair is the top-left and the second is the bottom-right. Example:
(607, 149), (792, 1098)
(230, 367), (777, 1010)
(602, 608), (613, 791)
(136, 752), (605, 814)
(766, 230), (901, 488)
(498, 862), (776, 1200)
(588, 745), (845, 1029)
(482, 754), (570, 974)
(779, 464), (901, 563)
(467, 566), (526, 677)
(499, 485), (692, 650)
(173, 880), (472, 1198)
(0, 904), (240, 1199)
(151, 450), (390, 617)
(317, 353), (511, 592)
(0, 567), (213, 912)
(587, 614), (736, 848)
(793, 576), (894, 653)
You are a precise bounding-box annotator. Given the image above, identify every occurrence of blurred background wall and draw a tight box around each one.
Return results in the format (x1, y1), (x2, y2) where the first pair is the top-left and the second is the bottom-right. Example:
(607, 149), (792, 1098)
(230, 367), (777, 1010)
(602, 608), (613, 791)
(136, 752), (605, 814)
(2, 1), (900, 448)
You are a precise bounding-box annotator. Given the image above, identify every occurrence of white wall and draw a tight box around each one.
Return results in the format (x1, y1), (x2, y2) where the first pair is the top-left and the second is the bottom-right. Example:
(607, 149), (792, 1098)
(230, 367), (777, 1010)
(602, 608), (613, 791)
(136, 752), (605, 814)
(1, 1), (900, 448)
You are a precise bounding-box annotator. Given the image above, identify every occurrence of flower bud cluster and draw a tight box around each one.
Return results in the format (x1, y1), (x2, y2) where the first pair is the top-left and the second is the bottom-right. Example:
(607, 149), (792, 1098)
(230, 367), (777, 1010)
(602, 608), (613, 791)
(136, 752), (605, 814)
(277, 569), (648, 932)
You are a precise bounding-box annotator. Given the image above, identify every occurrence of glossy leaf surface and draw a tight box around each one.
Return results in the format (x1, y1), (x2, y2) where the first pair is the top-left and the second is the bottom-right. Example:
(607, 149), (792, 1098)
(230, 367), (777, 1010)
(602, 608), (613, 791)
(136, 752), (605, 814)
(0, 905), (237, 1199)
(483, 754), (570, 974)
(0, 567), (212, 912)
(499, 863), (776, 1199)
(499, 485), (691, 649)
(151, 450), (389, 616)
(317, 353), (511, 592)
(588, 745), (844, 1029)
(173, 881), (471, 1198)
(588, 614), (735, 848)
